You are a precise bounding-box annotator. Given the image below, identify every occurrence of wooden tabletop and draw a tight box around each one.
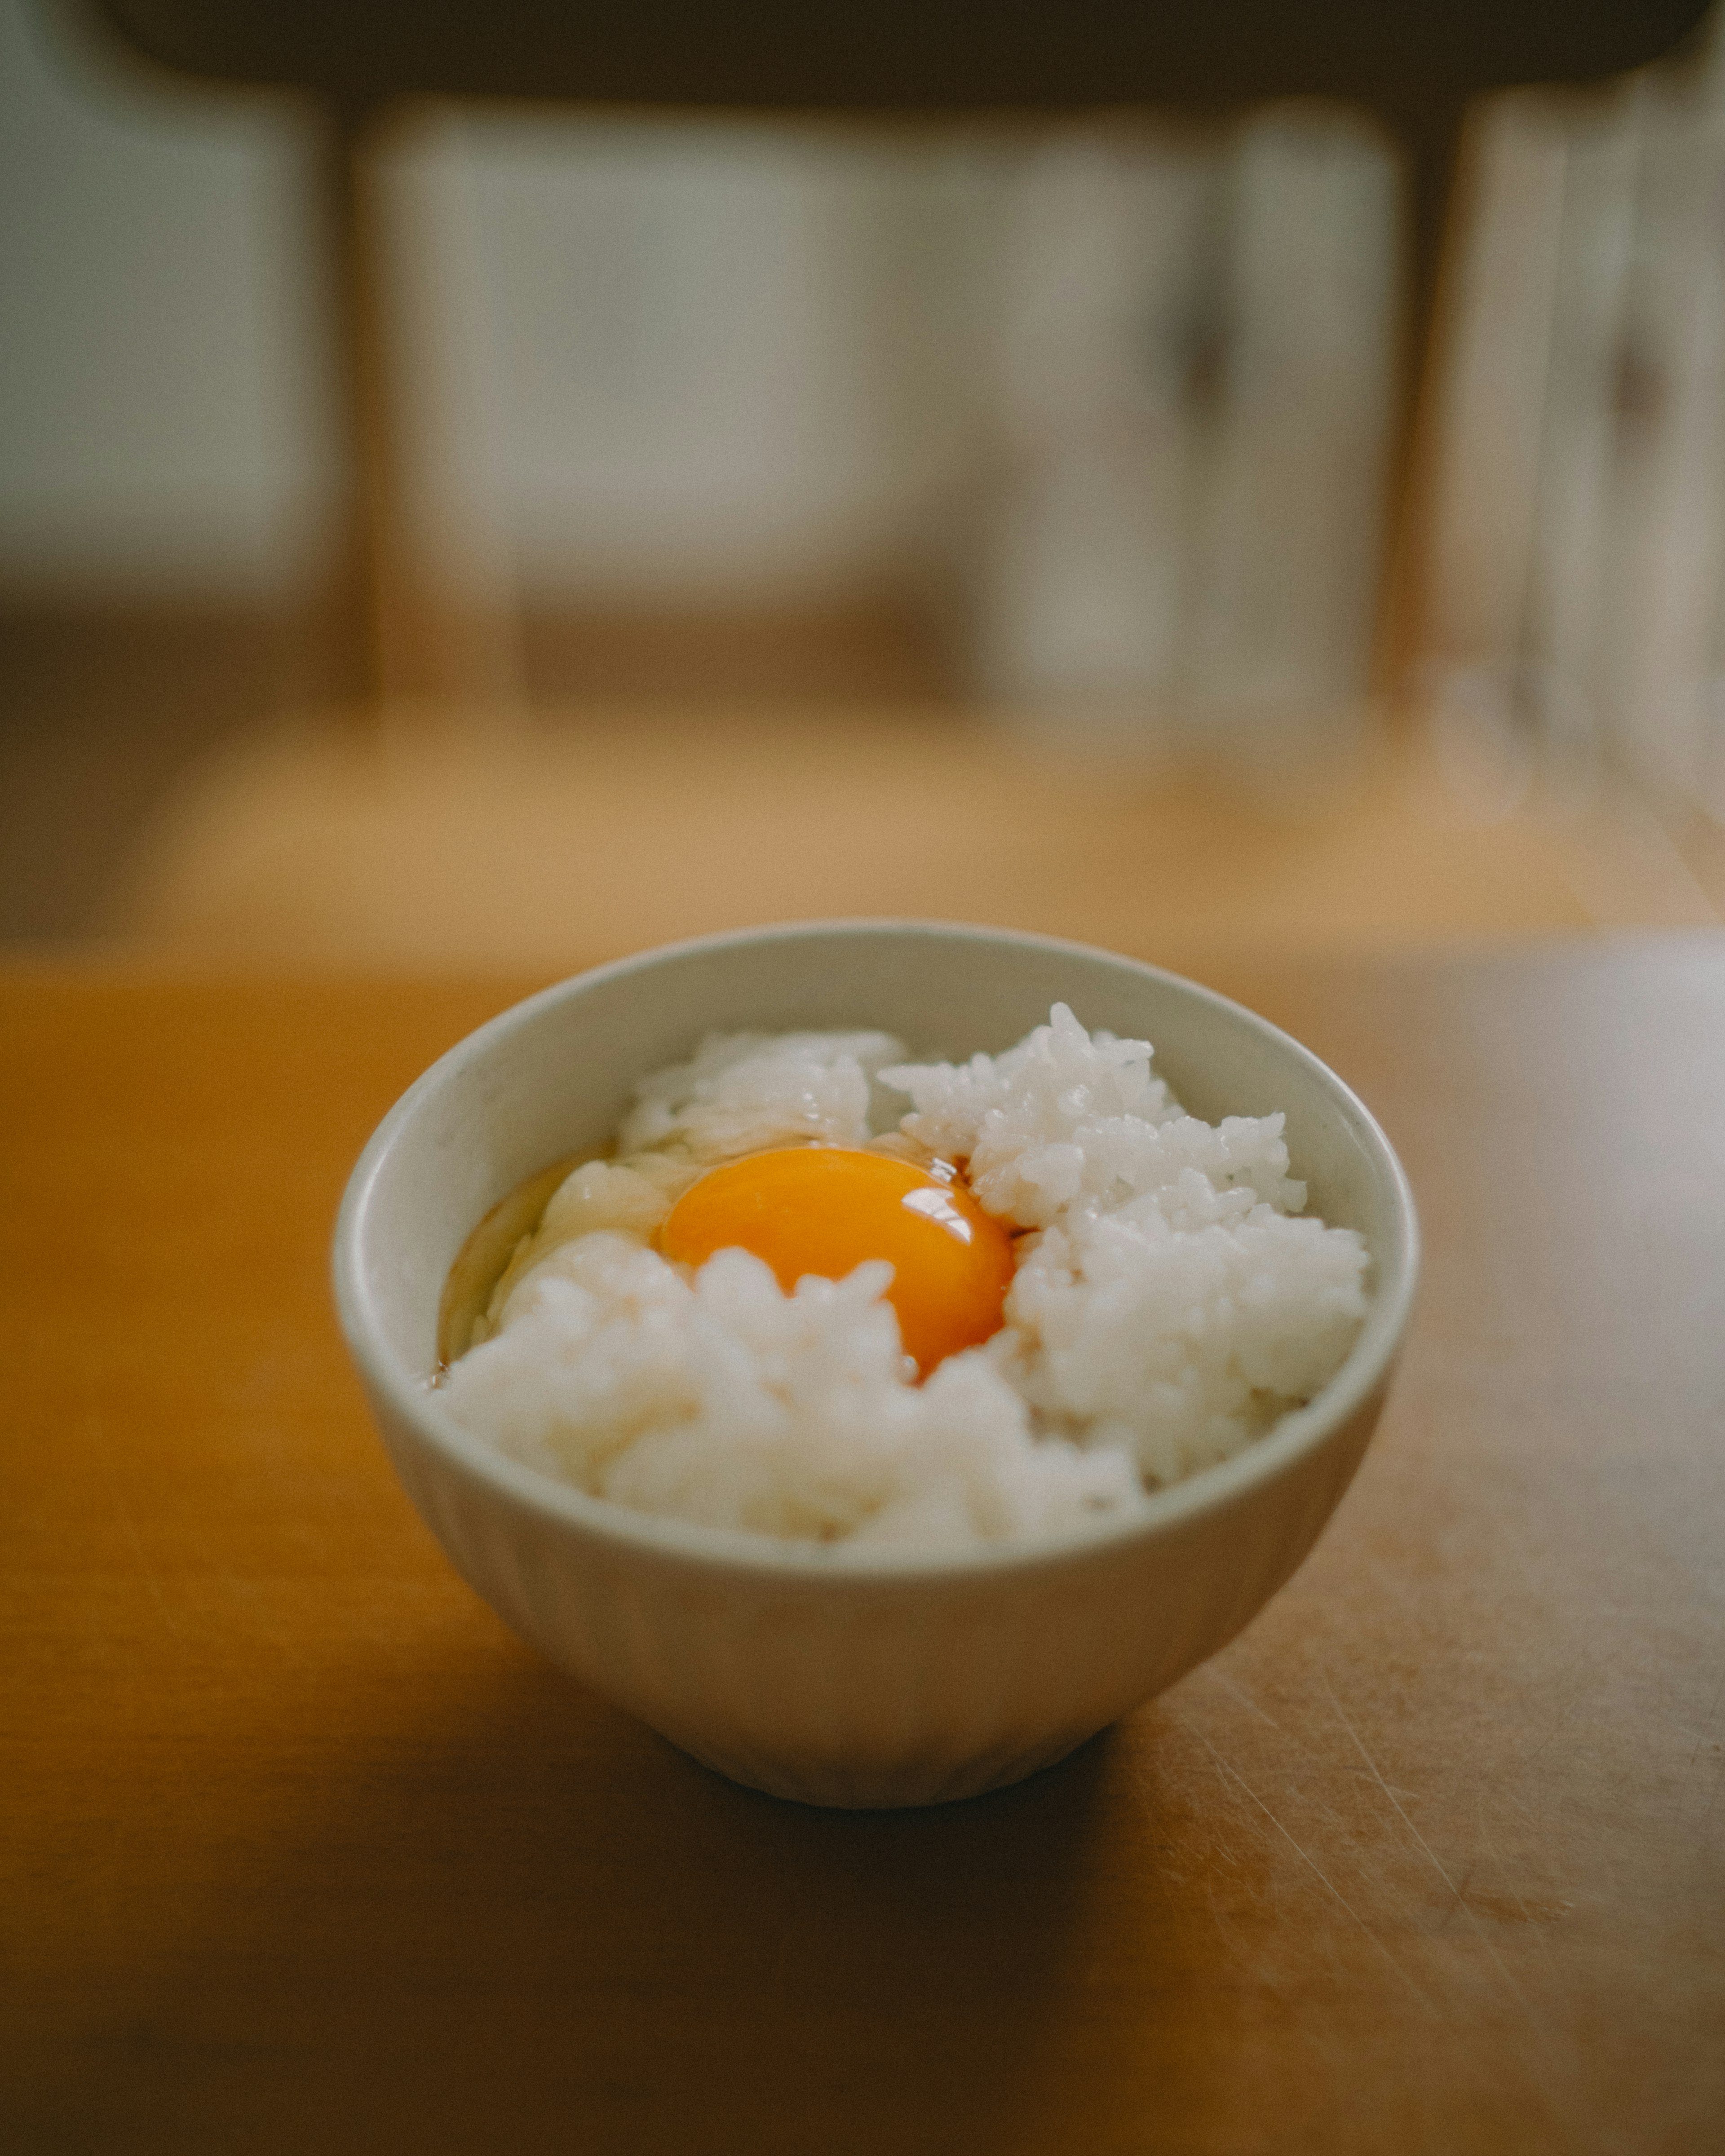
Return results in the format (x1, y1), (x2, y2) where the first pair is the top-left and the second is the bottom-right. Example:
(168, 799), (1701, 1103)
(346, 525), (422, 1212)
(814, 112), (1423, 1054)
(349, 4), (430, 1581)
(4, 938), (1722, 2154)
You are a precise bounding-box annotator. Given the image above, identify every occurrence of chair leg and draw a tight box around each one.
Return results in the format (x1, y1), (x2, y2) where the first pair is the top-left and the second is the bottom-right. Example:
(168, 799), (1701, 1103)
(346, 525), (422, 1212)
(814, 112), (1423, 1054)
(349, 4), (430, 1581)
(311, 100), (523, 717)
(1374, 94), (1468, 698)
(313, 98), (396, 711)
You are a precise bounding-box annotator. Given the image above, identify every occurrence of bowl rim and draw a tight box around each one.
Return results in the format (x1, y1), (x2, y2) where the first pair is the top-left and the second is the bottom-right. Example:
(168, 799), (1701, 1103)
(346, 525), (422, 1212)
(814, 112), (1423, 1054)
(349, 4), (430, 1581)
(333, 918), (1420, 1585)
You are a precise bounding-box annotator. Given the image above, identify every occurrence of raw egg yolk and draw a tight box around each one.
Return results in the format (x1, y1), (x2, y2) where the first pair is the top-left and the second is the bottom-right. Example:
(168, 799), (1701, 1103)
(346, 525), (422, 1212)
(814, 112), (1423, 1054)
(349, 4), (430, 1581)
(658, 1147), (1015, 1377)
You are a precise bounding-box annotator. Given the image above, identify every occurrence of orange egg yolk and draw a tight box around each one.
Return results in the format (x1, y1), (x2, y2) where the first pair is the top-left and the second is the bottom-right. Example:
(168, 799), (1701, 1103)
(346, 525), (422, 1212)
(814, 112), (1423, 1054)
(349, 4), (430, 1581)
(658, 1147), (1016, 1377)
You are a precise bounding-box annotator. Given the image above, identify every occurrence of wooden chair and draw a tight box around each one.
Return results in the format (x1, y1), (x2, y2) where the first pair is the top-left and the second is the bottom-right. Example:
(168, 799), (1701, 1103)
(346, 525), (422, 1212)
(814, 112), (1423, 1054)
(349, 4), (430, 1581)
(91, 0), (1712, 701)
(82, 0), (1721, 967)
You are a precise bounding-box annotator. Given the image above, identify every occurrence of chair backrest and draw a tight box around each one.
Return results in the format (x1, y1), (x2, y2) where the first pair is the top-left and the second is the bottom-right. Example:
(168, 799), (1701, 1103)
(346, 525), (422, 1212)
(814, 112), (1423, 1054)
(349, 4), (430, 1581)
(88, 1), (1716, 115)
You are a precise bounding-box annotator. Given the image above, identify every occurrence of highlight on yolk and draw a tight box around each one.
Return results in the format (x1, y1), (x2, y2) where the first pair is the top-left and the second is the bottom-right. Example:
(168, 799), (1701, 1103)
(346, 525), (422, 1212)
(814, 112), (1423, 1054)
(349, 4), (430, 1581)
(658, 1147), (1015, 1377)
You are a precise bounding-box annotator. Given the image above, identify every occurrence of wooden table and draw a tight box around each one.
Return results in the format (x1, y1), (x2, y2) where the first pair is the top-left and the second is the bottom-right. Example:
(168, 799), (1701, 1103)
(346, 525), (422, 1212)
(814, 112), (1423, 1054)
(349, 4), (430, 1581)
(4, 939), (1722, 2154)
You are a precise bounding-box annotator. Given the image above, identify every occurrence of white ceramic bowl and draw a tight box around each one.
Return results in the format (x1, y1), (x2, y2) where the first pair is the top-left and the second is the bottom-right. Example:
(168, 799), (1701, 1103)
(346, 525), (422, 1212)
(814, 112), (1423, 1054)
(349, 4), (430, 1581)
(333, 921), (1417, 1808)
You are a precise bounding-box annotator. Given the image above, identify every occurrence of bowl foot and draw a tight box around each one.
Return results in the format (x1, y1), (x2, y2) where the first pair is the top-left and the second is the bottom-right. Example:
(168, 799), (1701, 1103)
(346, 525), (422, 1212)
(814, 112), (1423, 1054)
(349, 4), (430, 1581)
(666, 1725), (1110, 1810)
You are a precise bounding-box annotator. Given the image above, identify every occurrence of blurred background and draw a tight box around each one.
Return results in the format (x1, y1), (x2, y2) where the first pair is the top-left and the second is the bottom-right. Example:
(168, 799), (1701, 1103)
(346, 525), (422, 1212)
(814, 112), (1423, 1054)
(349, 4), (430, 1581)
(4, 0), (1725, 967)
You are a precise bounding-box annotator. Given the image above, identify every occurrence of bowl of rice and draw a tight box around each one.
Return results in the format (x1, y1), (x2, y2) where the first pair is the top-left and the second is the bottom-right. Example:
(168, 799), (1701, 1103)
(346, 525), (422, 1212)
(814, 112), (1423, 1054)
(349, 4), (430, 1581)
(334, 921), (1417, 1808)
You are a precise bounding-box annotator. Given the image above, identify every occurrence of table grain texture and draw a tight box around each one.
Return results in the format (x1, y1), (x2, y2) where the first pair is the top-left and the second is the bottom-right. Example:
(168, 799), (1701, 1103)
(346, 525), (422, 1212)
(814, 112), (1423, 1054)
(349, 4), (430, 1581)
(3, 939), (1722, 2155)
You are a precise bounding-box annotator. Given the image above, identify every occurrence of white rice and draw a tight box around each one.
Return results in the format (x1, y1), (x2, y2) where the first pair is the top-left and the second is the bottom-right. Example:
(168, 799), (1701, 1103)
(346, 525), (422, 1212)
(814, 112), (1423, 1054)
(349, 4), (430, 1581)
(439, 1006), (1370, 1551)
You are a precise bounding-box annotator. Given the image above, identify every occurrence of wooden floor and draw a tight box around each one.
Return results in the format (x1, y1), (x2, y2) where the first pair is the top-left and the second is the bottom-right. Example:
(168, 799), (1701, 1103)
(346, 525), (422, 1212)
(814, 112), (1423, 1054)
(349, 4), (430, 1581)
(0, 601), (320, 944)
